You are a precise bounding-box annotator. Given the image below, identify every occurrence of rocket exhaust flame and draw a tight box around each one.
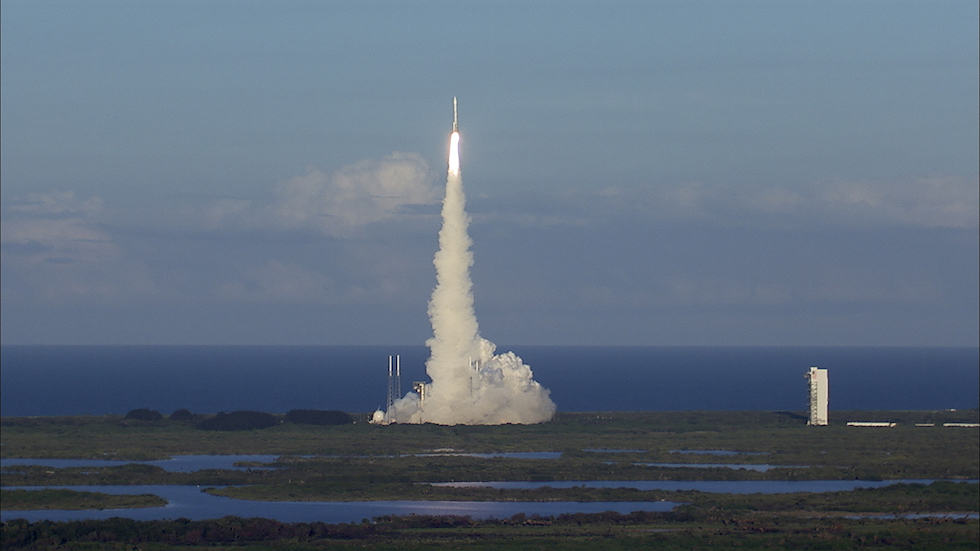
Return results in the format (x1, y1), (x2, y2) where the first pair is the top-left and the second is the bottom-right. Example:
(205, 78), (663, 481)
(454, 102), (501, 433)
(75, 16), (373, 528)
(448, 132), (460, 176)
(374, 99), (556, 425)
(449, 96), (460, 175)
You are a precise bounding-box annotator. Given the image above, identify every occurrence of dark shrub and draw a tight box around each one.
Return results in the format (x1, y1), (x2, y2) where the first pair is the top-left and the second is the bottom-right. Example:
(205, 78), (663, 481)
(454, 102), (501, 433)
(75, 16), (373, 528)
(169, 409), (196, 421)
(197, 411), (279, 431)
(285, 409), (354, 425)
(124, 408), (163, 421)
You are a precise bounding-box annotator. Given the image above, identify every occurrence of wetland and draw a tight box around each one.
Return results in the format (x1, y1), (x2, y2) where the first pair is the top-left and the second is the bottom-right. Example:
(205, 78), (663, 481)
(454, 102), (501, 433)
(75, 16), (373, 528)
(2, 409), (977, 549)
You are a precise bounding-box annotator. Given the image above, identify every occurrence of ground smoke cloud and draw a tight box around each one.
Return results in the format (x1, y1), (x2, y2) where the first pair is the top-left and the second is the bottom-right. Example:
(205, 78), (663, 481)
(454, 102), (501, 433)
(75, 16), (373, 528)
(375, 131), (556, 425)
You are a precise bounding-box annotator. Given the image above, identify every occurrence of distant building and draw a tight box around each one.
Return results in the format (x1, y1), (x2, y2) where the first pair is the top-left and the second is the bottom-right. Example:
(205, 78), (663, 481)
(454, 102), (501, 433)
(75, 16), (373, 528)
(805, 367), (828, 426)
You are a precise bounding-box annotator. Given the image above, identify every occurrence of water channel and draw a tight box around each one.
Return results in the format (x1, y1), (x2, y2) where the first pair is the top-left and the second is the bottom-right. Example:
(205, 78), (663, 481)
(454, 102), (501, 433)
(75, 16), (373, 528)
(4, 456), (975, 523)
(635, 463), (806, 472)
(1, 485), (680, 523)
(431, 479), (976, 493)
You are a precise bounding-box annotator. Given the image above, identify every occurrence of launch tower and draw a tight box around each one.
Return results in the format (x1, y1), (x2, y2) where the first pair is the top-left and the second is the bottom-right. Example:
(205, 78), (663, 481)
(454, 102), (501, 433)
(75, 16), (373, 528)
(805, 367), (828, 426)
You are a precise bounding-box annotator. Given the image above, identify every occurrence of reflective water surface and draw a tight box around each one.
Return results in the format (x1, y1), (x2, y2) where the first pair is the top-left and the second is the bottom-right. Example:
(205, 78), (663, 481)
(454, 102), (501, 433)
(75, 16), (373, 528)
(0, 485), (679, 523)
(636, 463), (806, 472)
(412, 452), (562, 459)
(431, 479), (972, 494)
(670, 450), (769, 456)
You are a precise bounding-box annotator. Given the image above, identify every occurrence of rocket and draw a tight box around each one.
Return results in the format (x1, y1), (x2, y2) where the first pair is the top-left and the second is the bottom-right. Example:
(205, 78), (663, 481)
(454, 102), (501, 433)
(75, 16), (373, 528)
(452, 96), (459, 133)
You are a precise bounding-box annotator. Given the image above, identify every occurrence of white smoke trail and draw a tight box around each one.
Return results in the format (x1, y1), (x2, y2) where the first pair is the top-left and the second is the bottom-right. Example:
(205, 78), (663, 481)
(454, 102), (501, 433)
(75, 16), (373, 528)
(375, 127), (555, 425)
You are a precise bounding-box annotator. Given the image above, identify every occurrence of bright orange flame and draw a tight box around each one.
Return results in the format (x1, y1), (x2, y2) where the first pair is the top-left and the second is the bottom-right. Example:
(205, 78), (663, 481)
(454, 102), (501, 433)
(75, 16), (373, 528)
(448, 131), (460, 176)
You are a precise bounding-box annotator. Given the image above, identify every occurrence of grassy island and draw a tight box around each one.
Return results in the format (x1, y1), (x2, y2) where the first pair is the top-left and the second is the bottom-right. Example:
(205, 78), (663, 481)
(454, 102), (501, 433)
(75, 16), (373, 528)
(1, 489), (166, 511)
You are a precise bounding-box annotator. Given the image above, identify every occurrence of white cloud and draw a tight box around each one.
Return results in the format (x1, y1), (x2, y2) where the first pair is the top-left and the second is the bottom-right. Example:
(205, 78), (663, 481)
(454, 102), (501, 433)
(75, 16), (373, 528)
(1, 192), (158, 302)
(821, 177), (978, 229)
(1, 192), (116, 265)
(1, 217), (118, 264)
(8, 191), (104, 216)
(604, 176), (978, 229)
(271, 152), (437, 235)
(200, 152), (438, 236)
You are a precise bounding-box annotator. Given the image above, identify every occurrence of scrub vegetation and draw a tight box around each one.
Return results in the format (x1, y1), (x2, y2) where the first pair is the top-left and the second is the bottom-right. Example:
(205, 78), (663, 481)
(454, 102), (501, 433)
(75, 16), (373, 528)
(3, 508), (978, 550)
(2, 409), (977, 460)
(2, 410), (977, 548)
(0, 489), (166, 510)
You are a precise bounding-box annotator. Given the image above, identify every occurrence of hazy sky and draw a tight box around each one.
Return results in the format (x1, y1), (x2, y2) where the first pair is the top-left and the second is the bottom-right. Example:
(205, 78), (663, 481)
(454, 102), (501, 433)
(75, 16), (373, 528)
(2, 0), (977, 345)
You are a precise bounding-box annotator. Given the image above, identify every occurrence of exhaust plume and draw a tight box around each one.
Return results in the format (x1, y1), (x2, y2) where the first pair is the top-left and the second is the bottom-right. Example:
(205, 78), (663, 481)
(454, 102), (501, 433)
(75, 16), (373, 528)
(374, 105), (555, 425)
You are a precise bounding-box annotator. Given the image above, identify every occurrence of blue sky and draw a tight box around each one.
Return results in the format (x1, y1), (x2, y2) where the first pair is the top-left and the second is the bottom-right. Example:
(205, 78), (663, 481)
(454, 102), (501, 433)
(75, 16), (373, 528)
(2, 0), (977, 345)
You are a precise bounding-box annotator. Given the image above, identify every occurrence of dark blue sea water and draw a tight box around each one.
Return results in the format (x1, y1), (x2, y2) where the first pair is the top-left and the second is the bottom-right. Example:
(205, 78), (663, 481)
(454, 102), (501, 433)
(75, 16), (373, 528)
(1, 346), (976, 417)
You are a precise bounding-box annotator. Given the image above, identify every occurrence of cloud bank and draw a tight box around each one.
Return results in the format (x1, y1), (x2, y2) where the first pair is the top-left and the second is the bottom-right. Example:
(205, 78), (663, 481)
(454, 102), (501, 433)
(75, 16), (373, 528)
(1, 192), (155, 302)
(271, 152), (437, 234)
(605, 176), (979, 229)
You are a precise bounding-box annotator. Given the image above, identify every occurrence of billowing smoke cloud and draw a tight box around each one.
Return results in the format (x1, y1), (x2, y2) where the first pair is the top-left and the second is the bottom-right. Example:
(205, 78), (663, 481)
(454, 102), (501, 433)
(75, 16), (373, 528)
(375, 132), (556, 425)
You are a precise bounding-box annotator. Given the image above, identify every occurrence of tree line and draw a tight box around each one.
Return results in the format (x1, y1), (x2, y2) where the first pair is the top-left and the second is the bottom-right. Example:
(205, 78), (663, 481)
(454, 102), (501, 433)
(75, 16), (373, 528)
(1, 511), (672, 548)
(123, 408), (354, 430)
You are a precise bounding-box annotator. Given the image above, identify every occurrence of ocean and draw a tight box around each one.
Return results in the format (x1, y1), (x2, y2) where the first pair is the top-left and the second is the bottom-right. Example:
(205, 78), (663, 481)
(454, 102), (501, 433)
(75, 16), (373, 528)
(1, 346), (976, 417)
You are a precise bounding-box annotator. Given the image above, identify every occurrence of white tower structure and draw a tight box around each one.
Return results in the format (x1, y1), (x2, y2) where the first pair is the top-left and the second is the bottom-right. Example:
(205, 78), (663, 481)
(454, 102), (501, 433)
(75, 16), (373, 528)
(385, 354), (401, 422)
(386, 356), (393, 420)
(805, 367), (829, 426)
(394, 354), (401, 402)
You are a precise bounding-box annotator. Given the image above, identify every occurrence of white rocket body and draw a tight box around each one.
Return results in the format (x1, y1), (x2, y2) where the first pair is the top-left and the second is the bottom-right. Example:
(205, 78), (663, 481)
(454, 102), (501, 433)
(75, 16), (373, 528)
(452, 96), (459, 133)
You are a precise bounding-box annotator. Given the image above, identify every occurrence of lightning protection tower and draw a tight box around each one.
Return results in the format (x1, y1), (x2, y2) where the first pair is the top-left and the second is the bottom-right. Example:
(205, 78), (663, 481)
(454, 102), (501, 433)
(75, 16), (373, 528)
(805, 367), (829, 426)
(386, 354), (401, 415)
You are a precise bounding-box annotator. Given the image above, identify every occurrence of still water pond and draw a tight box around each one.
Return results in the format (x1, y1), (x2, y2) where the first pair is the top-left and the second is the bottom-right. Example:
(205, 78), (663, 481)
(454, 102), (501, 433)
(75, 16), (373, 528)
(432, 480), (972, 494)
(413, 452), (562, 459)
(670, 449), (768, 456)
(0, 485), (679, 523)
(636, 463), (805, 472)
(1, 453), (562, 472)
